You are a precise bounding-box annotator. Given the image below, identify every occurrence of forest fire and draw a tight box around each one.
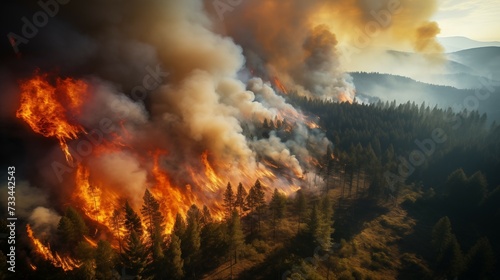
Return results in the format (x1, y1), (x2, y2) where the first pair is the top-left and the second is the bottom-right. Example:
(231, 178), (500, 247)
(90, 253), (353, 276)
(6, 0), (497, 279)
(73, 163), (121, 234)
(16, 73), (88, 163)
(15, 60), (326, 246)
(26, 225), (82, 271)
(273, 77), (288, 94)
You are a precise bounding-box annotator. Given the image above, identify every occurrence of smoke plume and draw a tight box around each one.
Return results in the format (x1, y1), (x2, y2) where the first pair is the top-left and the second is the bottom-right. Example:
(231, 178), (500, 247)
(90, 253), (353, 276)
(2, 0), (444, 236)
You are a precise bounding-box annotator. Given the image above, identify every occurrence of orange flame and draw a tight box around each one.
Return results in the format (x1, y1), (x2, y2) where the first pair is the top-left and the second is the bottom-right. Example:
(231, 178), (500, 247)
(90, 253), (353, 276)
(201, 151), (224, 192)
(16, 72), (88, 162)
(150, 150), (189, 233)
(273, 77), (288, 94)
(16, 72), (311, 239)
(26, 225), (81, 271)
(73, 163), (122, 234)
(84, 236), (98, 248)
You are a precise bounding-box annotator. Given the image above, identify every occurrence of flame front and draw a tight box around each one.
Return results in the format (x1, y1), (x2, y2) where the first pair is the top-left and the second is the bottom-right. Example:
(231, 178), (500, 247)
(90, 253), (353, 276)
(73, 162), (122, 233)
(16, 72), (87, 162)
(17, 71), (317, 242)
(273, 77), (288, 94)
(26, 225), (81, 271)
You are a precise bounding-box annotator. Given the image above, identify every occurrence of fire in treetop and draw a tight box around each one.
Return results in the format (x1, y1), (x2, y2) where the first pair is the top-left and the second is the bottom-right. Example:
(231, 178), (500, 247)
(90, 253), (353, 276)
(16, 72), (88, 163)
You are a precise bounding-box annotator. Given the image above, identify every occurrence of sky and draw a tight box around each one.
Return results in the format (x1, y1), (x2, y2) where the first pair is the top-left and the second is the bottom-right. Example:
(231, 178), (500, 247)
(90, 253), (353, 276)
(434, 0), (500, 41)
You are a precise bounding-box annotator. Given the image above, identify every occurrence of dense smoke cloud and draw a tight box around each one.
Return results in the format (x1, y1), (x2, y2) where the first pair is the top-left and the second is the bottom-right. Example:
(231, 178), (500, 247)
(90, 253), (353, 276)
(2, 0), (443, 233)
(215, 0), (443, 101)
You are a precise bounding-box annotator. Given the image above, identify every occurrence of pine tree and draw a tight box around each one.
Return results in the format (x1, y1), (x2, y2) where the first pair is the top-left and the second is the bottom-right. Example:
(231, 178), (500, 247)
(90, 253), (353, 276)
(141, 189), (165, 242)
(295, 190), (307, 233)
(318, 195), (334, 251)
(269, 188), (286, 240)
(245, 186), (257, 233)
(111, 209), (124, 253)
(165, 234), (184, 280)
(201, 205), (213, 226)
(141, 189), (166, 279)
(235, 183), (247, 215)
(200, 222), (229, 271)
(438, 235), (464, 278)
(183, 204), (201, 276)
(307, 204), (321, 243)
(253, 180), (266, 232)
(227, 210), (245, 279)
(121, 231), (149, 280)
(95, 240), (118, 280)
(124, 201), (143, 236)
(223, 182), (235, 219)
(432, 216), (453, 262)
(74, 241), (96, 280)
(463, 237), (495, 279)
(57, 207), (88, 249)
(173, 213), (186, 238)
(246, 186), (257, 212)
(65, 206), (89, 238)
(432, 216), (464, 278)
(58, 216), (77, 247)
(466, 171), (488, 208)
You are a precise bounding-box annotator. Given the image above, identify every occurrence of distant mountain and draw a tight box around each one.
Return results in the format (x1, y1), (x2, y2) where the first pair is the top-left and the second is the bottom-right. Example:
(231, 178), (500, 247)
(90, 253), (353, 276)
(351, 72), (500, 122)
(438, 36), (500, 52)
(382, 47), (500, 88)
(448, 47), (500, 81)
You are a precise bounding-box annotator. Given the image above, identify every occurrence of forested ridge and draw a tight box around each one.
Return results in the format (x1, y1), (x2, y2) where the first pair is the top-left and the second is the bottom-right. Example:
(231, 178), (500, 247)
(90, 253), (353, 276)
(2, 96), (500, 280)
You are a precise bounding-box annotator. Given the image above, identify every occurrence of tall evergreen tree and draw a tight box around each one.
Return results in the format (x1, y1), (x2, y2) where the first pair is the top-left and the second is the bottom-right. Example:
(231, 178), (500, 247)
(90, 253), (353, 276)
(318, 195), (334, 251)
(245, 185), (257, 233)
(124, 201), (143, 236)
(438, 235), (464, 278)
(307, 204), (321, 244)
(463, 237), (495, 279)
(173, 213), (186, 239)
(65, 206), (89, 238)
(141, 189), (166, 279)
(95, 240), (118, 280)
(183, 204), (202, 276)
(165, 234), (184, 280)
(269, 188), (287, 240)
(253, 180), (266, 232)
(227, 210), (245, 279)
(235, 183), (248, 215)
(121, 230), (149, 280)
(223, 182), (235, 219)
(432, 216), (464, 278)
(111, 209), (124, 253)
(75, 240), (96, 280)
(141, 189), (165, 242)
(295, 190), (307, 233)
(432, 216), (453, 262)
(57, 207), (88, 249)
(200, 205), (213, 226)
(58, 216), (77, 248)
